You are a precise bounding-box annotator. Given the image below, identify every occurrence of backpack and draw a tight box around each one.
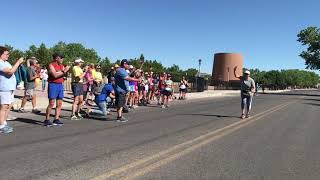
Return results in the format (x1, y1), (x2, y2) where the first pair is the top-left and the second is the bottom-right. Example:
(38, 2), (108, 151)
(93, 83), (105, 96)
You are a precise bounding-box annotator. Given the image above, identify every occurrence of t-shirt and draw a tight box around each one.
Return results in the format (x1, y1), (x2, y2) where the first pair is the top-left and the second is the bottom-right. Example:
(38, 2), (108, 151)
(40, 69), (48, 80)
(240, 77), (255, 96)
(0, 60), (16, 91)
(71, 66), (83, 83)
(48, 61), (65, 83)
(115, 68), (129, 93)
(165, 80), (173, 91)
(94, 72), (103, 82)
(92, 69), (97, 80)
(95, 83), (114, 103)
(25, 66), (36, 90)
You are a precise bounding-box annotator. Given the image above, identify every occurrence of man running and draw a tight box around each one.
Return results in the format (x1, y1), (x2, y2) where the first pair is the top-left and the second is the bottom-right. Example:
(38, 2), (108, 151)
(114, 59), (140, 122)
(234, 66), (255, 119)
(44, 53), (70, 127)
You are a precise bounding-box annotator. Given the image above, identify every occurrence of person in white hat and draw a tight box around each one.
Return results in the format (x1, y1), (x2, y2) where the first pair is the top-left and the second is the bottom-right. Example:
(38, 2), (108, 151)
(234, 66), (256, 119)
(70, 57), (86, 120)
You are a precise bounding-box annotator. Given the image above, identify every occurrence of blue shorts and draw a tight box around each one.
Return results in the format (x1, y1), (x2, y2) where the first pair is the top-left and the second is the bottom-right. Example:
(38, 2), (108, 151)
(71, 83), (83, 97)
(48, 83), (64, 100)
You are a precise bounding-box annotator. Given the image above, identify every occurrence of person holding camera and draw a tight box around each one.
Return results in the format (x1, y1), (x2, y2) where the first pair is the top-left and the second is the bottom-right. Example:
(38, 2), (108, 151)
(18, 58), (41, 114)
(0, 46), (25, 133)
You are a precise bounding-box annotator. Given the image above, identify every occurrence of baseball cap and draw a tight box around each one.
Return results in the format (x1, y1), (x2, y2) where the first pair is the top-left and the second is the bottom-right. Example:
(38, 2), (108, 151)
(114, 64), (120, 68)
(244, 70), (250, 75)
(96, 65), (101, 69)
(74, 58), (84, 63)
(129, 65), (134, 69)
(121, 59), (129, 66)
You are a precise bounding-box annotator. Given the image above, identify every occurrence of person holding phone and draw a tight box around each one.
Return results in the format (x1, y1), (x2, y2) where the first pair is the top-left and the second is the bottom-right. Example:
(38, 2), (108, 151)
(0, 46), (24, 133)
(234, 66), (255, 119)
(44, 53), (70, 127)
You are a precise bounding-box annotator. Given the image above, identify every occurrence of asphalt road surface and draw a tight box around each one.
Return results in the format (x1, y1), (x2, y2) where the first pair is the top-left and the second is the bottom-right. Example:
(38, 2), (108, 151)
(1, 90), (320, 180)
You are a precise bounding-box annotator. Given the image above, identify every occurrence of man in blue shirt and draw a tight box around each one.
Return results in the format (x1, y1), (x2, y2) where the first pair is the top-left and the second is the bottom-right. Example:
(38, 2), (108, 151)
(86, 81), (115, 119)
(115, 59), (140, 122)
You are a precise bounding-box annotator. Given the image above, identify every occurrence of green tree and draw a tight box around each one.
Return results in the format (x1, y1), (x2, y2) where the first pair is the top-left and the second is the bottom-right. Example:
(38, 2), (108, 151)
(297, 26), (320, 69)
(37, 43), (52, 66)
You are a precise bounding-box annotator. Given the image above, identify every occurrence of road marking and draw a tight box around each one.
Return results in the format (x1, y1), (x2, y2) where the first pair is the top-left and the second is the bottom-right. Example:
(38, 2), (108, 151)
(92, 101), (294, 180)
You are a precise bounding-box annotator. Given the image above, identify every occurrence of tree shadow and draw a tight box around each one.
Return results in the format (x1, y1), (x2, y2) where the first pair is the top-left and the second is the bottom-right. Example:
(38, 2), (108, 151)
(303, 103), (320, 107)
(303, 98), (320, 102)
(265, 92), (320, 97)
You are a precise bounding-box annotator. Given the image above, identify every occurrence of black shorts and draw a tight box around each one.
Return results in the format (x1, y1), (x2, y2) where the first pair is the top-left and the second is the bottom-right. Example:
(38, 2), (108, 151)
(180, 88), (187, 93)
(162, 90), (172, 96)
(115, 92), (127, 108)
(71, 83), (83, 97)
(138, 86), (145, 92)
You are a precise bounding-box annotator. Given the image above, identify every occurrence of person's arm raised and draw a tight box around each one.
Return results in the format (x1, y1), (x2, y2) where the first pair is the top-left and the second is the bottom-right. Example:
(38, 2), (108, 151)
(1, 57), (24, 75)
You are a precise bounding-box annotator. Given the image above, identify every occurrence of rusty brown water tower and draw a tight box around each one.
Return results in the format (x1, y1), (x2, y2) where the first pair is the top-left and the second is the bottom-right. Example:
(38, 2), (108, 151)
(212, 53), (243, 87)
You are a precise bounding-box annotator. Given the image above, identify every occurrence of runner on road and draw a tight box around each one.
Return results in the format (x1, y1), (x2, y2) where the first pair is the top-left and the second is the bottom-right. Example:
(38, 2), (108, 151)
(234, 66), (255, 119)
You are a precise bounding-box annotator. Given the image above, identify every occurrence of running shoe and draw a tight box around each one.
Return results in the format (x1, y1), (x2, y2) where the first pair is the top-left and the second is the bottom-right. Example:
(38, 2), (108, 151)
(116, 116), (128, 122)
(53, 119), (64, 126)
(0, 125), (13, 134)
(43, 120), (53, 127)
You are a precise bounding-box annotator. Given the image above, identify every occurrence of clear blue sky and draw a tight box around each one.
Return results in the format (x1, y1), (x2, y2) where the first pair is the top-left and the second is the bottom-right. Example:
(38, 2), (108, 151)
(2, 0), (320, 74)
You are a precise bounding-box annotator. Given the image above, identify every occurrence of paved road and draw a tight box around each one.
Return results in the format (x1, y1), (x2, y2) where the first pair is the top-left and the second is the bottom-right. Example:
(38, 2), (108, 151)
(1, 90), (320, 180)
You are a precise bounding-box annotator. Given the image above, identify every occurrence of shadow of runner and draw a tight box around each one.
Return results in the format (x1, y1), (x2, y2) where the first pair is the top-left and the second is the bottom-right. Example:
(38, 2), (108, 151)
(12, 118), (43, 126)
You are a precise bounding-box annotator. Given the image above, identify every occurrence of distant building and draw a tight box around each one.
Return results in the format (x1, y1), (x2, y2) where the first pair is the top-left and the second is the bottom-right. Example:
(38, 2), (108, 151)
(212, 53), (243, 88)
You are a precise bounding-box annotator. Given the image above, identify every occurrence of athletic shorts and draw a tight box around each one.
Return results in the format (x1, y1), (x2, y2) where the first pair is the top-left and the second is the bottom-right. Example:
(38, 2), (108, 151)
(48, 83), (64, 100)
(71, 83), (83, 97)
(115, 92), (127, 108)
(138, 86), (145, 92)
(162, 90), (172, 96)
(0, 91), (14, 105)
(24, 89), (35, 98)
(180, 88), (187, 93)
(128, 85), (135, 92)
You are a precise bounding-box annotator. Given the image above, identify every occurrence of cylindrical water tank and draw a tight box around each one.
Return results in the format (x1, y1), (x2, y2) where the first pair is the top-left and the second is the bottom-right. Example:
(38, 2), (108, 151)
(212, 53), (243, 83)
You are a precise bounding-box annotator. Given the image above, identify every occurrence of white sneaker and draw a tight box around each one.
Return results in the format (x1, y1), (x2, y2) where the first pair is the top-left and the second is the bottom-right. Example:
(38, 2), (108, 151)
(7, 116), (17, 121)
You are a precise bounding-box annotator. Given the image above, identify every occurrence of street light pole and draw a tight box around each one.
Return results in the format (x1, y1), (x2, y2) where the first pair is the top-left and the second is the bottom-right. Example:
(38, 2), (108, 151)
(198, 59), (202, 77)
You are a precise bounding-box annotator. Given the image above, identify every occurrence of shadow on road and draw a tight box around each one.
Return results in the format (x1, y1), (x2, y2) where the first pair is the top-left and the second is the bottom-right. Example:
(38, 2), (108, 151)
(303, 98), (320, 102)
(264, 92), (320, 97)
(181, 113), (240, 118)
(303, 103), (320, 107)
(12, 118), (44, 126)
